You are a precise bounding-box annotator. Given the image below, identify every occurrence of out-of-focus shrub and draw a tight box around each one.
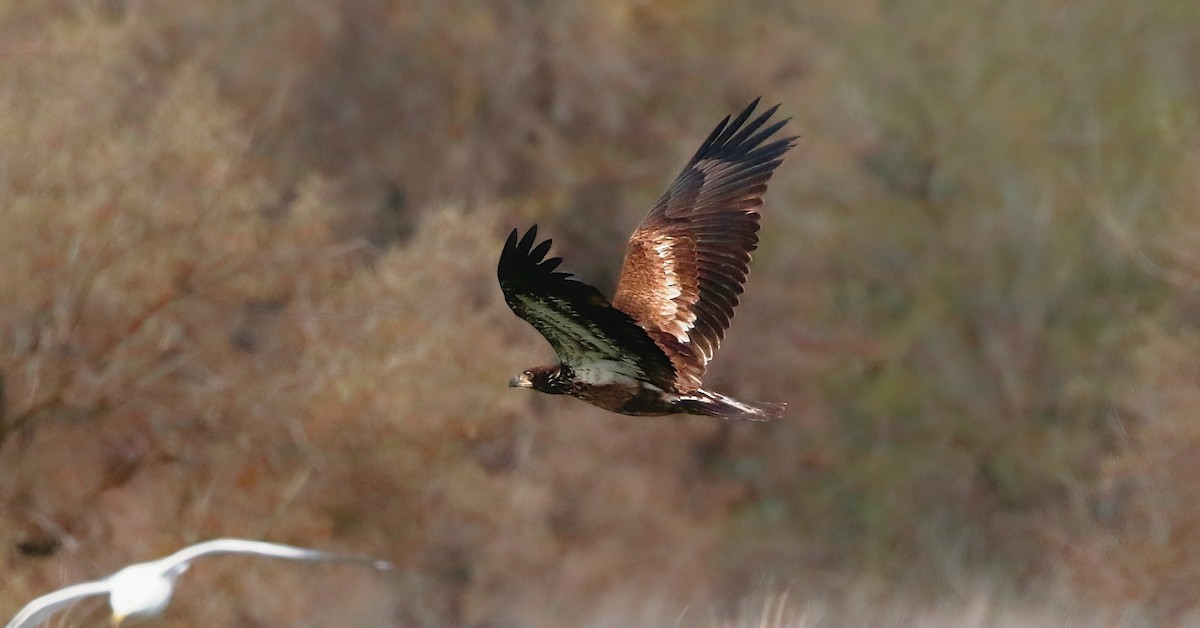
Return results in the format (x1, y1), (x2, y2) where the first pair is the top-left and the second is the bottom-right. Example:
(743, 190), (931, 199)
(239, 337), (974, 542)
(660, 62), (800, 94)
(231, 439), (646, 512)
(3, 0), (1200, 624)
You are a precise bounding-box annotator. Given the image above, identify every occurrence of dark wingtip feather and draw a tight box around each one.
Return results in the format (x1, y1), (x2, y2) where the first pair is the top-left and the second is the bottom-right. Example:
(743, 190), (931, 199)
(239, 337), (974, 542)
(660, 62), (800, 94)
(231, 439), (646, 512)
(726, 103), (782, 149)
(530, 238), (553, 261)
(499, 225), (586, 293)
(517, 224), (539, 254)
(711, 99), (760, 148)
(692, 99), (791, 165)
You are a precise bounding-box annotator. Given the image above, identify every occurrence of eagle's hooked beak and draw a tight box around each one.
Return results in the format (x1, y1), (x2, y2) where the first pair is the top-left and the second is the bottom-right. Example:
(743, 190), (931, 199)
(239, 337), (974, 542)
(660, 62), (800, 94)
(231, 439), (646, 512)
(509, 372), (532, 388)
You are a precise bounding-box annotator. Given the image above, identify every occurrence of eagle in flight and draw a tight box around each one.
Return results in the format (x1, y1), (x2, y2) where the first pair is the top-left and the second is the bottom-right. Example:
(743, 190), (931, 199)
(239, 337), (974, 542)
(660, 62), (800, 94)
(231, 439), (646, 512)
(498, 98), (794, 421)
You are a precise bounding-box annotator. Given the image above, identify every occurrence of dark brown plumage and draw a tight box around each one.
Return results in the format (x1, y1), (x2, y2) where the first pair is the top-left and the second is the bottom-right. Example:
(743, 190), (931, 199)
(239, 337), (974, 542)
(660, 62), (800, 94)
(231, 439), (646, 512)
(499, 98), (794, 421)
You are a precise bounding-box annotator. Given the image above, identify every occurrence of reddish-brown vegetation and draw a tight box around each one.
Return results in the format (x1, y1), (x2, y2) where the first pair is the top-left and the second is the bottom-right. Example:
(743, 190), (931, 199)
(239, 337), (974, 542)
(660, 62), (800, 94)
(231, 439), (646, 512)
(1, 0), (1198, 625)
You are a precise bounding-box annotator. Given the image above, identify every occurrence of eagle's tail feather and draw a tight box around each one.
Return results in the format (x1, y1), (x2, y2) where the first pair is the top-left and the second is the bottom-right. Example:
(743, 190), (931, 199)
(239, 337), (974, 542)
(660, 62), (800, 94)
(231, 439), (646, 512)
(678, 390), (785, 422)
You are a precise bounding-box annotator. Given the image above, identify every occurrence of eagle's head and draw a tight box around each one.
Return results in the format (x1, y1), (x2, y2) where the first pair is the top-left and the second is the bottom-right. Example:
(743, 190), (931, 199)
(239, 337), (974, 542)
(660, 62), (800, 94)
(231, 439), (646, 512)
(509, 366), (570, 394)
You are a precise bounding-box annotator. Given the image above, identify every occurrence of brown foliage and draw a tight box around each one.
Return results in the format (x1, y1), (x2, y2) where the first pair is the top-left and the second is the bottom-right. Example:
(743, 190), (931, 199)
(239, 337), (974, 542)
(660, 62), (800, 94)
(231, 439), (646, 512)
(1, 0), (1200, 625)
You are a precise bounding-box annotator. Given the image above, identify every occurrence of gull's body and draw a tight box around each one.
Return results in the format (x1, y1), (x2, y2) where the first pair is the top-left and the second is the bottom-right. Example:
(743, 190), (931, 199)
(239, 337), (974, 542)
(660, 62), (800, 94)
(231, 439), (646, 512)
(5, 538), (394, 628)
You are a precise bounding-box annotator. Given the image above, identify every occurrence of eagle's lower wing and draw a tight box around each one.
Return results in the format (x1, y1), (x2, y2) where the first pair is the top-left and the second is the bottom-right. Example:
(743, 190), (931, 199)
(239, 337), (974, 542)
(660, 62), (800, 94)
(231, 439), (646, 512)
(498, 226), (676, 385)
(611, 98), (795, 392)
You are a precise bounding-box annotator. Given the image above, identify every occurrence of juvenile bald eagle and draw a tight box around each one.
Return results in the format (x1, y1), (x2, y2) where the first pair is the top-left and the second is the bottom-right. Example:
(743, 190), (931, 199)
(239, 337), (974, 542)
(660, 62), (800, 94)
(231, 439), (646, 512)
(498, 98), (793, 421)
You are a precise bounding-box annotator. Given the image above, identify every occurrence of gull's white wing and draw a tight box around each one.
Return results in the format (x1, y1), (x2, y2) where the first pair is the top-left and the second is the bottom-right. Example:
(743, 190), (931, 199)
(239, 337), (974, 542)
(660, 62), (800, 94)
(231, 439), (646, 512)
(5, 579), (112, 628)
(163, 538), (394, 571)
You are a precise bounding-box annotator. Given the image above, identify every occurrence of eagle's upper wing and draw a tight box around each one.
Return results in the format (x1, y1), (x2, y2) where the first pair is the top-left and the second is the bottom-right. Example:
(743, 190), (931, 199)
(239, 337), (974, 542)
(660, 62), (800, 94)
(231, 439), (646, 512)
(499, 226), (676, 385)
(612, 98), (794, 392)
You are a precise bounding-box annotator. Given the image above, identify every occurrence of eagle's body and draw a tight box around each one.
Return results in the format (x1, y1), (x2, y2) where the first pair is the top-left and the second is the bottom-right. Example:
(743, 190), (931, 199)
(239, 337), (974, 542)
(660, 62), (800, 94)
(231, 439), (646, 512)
(498, 99), (794, 421)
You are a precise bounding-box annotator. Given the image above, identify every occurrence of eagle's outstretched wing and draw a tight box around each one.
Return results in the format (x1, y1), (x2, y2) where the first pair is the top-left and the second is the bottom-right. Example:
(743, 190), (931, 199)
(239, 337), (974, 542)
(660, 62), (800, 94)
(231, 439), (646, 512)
(498, 226), (676, 386)
(611, 98), (795, 392)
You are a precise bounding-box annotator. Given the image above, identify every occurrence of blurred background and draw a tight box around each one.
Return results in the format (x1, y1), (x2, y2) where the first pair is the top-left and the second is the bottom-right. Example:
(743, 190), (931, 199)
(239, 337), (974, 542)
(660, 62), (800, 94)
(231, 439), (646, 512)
(1, 0), (1199, 625)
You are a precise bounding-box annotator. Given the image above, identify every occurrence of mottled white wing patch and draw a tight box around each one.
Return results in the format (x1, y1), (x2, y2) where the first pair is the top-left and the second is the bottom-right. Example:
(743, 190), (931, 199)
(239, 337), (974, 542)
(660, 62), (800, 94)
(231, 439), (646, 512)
(513, 294), (643, 372)
(572, 360), (642, 386)
(650, 235), (697, 344)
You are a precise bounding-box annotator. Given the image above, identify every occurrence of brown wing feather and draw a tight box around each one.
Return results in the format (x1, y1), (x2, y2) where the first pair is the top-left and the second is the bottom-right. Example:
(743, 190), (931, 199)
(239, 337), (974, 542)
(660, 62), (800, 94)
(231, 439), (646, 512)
(612, 98), (795, 392)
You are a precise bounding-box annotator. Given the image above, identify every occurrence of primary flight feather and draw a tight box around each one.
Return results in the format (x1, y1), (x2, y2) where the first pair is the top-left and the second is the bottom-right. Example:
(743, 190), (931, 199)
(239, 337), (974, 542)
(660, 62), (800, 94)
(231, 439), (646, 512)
(499, 98), (793, 421)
